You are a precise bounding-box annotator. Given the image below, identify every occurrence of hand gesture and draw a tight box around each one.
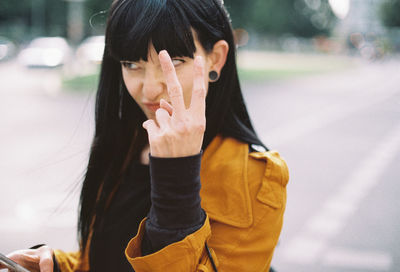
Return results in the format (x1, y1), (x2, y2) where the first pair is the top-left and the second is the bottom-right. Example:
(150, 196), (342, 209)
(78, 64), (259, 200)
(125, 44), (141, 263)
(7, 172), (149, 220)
(0, 246), (54, 272)
(143, 50), (206, 158)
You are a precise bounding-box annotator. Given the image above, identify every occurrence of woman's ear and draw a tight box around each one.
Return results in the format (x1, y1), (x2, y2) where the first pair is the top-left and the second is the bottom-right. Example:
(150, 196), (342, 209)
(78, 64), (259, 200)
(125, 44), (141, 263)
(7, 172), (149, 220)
(207, 40), (229, 78)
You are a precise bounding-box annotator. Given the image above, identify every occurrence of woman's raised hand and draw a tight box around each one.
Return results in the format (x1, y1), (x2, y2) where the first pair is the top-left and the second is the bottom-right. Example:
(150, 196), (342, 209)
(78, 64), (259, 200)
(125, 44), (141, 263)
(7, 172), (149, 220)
(143, 50), (206, 158)
(0, 246), (54, 272)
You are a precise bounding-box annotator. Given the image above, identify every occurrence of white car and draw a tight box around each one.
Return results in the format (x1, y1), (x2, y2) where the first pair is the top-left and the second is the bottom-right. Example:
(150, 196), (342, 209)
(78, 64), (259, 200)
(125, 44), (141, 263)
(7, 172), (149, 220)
(76, 35), (105, 64)
(18, 37), (72, 68)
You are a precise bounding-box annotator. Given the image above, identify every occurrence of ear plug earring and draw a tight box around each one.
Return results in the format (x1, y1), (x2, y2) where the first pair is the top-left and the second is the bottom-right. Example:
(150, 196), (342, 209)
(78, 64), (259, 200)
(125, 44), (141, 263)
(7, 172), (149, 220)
(209, 70), (219, 82)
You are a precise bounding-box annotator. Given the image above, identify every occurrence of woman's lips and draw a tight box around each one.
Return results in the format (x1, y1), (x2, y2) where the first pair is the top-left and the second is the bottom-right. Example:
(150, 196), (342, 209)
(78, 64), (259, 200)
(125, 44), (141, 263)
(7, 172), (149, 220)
(144, 103), (160, 112)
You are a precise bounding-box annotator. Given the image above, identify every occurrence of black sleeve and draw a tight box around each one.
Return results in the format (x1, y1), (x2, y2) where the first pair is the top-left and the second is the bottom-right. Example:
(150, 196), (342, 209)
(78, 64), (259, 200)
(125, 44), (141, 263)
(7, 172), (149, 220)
(141, 152), (206, 255)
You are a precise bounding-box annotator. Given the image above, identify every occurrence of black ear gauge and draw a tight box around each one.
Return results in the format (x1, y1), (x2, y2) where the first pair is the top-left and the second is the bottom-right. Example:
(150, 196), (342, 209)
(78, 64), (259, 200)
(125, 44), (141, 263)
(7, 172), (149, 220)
(209, 70), (219, 82)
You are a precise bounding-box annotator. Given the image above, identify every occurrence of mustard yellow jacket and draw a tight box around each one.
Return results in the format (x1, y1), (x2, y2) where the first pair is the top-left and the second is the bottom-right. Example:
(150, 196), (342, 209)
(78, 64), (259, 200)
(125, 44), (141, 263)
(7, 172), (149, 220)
(54, 136), (289, 271)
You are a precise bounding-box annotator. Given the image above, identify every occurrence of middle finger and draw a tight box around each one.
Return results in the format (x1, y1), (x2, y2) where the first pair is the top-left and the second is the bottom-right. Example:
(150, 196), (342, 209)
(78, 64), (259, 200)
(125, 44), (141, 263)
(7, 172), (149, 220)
(189, 56), (206, 115)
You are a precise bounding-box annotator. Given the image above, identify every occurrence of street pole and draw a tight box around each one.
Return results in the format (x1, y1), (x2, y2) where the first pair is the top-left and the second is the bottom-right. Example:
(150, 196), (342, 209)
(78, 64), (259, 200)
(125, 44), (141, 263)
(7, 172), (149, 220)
(65, 0), (85, 45)
(32, 0), (46, 37)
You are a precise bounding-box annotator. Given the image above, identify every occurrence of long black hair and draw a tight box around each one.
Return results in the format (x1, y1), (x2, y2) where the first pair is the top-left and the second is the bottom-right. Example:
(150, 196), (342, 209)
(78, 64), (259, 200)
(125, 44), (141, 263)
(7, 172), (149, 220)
(78, 0), (265, 256)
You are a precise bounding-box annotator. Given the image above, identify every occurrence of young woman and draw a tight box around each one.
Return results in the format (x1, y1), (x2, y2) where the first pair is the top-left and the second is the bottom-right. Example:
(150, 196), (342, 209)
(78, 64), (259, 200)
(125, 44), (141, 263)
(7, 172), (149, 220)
(2, 0), (289, 271)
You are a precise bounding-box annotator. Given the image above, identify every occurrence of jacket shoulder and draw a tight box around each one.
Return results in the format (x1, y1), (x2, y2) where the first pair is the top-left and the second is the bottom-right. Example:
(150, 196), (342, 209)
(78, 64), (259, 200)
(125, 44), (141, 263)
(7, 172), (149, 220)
(200, 136), (289, 227)
(249, 150), (289, 209)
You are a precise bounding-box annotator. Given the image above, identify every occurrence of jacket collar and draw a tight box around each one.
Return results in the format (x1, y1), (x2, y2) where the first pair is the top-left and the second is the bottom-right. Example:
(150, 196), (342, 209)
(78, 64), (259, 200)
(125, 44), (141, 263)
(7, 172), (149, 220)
(200, 136), (253, 228)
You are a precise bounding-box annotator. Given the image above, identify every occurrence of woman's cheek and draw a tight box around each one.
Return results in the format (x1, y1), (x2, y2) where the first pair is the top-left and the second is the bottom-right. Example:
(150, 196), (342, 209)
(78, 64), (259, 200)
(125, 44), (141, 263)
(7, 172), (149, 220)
(124, 79), (141, 101)
(122, 69), (139, 96)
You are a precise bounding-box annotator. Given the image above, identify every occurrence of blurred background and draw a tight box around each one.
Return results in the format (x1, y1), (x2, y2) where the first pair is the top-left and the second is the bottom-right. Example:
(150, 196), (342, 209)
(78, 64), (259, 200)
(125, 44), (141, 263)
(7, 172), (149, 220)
(1, 0), (399, 271)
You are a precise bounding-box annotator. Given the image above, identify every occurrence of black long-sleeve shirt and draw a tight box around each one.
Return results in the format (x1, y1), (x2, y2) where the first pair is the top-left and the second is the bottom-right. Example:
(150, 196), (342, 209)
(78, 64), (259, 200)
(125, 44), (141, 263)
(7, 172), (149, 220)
(89, 153), (204, 271)
(142, 153), (205, 254)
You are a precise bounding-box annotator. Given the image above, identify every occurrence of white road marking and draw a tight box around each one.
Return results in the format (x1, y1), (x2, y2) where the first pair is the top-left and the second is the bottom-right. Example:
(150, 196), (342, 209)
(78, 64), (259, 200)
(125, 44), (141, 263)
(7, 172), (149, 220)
(323, 247), (393, 271)
(280, 236), (327, 264)
(305, 212), (347, 237)
(323, 197), (357, 218)
(281, 122), (400, 267)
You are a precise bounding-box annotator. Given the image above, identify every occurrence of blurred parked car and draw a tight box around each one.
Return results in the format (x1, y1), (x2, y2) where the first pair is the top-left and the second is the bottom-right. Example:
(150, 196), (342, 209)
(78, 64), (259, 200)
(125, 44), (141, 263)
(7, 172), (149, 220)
(17, 37), (72, 68)
(76, 35), (105, 64)
(0, 36), (16, 62)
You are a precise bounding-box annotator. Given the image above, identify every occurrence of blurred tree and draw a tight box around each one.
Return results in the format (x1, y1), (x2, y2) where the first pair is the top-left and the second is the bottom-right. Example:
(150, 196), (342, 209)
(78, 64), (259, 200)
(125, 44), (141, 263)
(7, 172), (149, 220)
(0, 0), (32, 40)
(0, 0), (31, 22)
(223, 0), (253, 27)
(1, 0), (337, 42)
(0, 0), (109, 41)
(379, 0), (400, 27)
(45, 0), (67, 36)
(85, 0), (111, 15)
(0, 0), (66, 40)
(224, 0), (337, 38)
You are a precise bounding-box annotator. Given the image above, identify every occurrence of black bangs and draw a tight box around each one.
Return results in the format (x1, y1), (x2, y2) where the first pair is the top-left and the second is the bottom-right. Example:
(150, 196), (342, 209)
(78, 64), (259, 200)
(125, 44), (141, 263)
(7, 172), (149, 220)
(106, 0), (197, 62)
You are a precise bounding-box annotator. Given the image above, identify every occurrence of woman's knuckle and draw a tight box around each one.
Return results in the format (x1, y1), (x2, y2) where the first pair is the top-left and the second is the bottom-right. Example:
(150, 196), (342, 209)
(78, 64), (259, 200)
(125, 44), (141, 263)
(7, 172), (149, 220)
(197, 123), (206, 132)
(158, 130), (167, 139)
(191, 122), (205, 133)
(194, 87), (205, 97)
(175, 122), (188, 134)
(169, 86), (181, 96)
(39, 256), (53, 266)
(152, 136), (162, 145)
(164, 64), (174, 73)
(195, 64), (203, 74)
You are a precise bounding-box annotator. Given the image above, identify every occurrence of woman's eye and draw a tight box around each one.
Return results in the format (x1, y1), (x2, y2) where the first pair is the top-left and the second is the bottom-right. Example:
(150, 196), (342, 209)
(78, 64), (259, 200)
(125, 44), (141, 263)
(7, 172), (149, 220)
(172, 59), (185, 67)
(121, 61), (139, 70)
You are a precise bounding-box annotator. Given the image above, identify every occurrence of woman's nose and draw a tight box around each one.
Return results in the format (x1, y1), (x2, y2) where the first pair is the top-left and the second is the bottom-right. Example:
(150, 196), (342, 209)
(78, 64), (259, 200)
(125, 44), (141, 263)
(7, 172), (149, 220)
(142, 68), (165, 101)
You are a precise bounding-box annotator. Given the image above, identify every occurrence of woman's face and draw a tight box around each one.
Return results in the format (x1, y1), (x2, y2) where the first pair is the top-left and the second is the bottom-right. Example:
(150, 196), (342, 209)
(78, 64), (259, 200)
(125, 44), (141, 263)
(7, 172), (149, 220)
(121, 38), (212, 120)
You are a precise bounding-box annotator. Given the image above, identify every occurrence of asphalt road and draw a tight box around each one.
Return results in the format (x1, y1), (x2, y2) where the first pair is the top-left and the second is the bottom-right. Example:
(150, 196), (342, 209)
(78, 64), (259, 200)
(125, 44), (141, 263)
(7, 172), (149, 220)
(1, 57), (399, 271)
(0, 62), (94, 253)
(244, 58), (400, 271)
